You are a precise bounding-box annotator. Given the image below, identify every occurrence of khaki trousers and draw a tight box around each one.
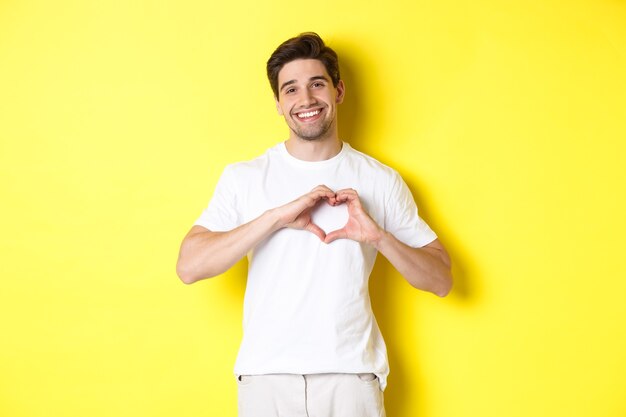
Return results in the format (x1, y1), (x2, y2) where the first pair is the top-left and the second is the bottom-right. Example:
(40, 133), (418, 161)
(237, 373), (386, 417)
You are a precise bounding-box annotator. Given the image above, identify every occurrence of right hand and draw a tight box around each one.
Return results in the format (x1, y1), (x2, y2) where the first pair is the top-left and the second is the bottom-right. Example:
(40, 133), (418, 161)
(275, 185), (336, 241)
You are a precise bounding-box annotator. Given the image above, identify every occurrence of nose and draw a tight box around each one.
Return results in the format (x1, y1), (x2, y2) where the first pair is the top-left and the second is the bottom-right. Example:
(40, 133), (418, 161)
(299, 88), (317, 108)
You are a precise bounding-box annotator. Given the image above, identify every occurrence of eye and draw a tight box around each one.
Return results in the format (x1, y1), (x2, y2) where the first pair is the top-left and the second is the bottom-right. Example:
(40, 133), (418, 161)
(285, 87), (296, 94)
(312, 81), (324, 88)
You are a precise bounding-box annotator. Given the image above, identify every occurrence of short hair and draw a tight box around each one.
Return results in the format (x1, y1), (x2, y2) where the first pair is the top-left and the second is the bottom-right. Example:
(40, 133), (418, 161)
(266, 32), (341, 98)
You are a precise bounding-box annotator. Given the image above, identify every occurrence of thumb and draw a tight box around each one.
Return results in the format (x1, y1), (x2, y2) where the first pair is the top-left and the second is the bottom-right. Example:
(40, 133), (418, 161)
(324, 228), (347, 244)
(305, 222), (327, 241)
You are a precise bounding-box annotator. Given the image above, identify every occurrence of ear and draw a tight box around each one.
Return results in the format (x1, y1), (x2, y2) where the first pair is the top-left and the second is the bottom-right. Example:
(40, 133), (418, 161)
(275, 96), (284, 116)
(335, 80), (345, 104)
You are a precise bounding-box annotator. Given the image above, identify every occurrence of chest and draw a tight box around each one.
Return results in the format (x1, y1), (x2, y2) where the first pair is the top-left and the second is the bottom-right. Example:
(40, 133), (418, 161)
(236, 163), (388, 226)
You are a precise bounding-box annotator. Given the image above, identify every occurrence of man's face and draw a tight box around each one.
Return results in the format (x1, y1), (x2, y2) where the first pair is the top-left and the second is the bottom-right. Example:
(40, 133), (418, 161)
(275, 59), (345, 141)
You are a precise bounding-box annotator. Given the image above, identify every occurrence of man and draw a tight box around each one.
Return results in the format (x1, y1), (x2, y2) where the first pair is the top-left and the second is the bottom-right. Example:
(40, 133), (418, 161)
(177, 32), (452, 417)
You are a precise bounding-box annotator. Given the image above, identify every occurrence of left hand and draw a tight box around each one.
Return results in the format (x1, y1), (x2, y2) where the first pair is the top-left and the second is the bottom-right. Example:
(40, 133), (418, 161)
(324, 188), (384, 245)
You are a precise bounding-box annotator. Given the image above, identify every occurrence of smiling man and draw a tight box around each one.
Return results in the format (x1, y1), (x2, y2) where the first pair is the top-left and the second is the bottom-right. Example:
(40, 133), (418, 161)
(276, 59), (340, 142)
(176, 32), (452, 417)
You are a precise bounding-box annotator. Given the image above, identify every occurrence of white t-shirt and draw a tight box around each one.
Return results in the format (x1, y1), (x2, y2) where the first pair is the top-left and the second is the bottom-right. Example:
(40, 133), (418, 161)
(194, 142), (437, 390)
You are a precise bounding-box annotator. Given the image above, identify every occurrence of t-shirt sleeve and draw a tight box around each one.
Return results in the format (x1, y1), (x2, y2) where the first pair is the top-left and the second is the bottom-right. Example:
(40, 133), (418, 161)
(194, 165), (242, 232)
(384, 171), (437, 248)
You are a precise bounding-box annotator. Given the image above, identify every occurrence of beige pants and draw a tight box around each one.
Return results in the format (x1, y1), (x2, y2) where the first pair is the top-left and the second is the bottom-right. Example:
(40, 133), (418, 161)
(237, 373), (386, 417)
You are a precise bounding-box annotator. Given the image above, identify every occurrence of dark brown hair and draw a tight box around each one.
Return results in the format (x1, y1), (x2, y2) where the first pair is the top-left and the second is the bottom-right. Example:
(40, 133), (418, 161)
(266, 32), (340, 98)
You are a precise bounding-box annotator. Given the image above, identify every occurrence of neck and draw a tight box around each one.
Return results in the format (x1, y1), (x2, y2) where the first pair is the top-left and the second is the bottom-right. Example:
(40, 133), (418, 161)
(284, 136), (342, 162)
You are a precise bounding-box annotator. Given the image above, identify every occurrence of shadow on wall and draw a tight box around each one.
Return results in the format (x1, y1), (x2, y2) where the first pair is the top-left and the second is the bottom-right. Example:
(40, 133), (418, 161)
(336, 47), (368, 154)
(338, 45), (475, 416)
(368, 180), (475, 417)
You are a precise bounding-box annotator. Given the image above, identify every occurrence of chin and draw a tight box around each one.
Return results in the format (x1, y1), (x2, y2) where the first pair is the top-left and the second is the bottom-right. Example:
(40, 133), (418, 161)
(292, 125), (333, 142)
(299, 134), (325, 141)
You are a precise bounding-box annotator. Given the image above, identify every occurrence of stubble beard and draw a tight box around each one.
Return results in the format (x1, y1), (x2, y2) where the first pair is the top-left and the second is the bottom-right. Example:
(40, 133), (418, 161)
(288, 111), (335, 141)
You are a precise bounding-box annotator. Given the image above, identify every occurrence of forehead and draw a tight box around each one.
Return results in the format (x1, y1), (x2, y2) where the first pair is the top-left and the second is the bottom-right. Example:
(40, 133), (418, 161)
(277, 59), (330, 85)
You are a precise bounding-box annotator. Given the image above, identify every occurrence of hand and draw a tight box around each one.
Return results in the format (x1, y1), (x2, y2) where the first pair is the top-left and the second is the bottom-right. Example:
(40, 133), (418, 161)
(324, 188), (384, 245)
(276, 185), (337, 241)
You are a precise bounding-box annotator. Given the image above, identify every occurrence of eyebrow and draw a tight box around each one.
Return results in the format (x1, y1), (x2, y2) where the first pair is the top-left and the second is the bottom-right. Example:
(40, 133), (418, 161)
(279, 75), (330, 93)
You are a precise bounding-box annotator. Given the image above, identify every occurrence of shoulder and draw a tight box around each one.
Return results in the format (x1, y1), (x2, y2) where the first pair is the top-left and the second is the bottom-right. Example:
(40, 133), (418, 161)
(221, 143), (280, 178)
(343, 143), (402, 183)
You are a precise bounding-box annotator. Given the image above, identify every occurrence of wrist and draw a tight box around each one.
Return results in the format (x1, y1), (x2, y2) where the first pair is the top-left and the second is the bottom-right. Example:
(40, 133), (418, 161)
(261, 208), (285, 232)
(370, 228), (388, 250)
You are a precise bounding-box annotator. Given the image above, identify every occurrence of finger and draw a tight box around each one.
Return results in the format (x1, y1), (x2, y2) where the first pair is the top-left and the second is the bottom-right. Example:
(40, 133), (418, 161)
(306, 222), (327, 241)
(321, 193), (338, 206)
(304, 190), (335, 206)
(311, 185), (336, 198)
(324, 228), (348, 244)
(335, 191), (359, 205)
(312, 184), (334, 192)
(313, 195), (334, 206)
(311, 187), (336, 199)
(309, 185), (338, 205)
(316, 186), (338, 203)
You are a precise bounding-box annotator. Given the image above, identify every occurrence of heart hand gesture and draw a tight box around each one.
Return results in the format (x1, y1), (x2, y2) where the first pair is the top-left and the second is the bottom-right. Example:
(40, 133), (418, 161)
(276, 186), (382, 246)
(324, 189), (384, 246)
(278, 185), (337, 241)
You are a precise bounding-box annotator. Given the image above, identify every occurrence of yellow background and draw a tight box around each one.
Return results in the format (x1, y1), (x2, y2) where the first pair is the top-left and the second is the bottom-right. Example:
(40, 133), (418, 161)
(2, 0), (625, 416)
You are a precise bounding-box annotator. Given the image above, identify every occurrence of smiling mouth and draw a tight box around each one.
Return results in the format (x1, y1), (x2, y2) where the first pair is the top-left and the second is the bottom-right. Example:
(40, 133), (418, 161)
(295, 109), (322, 120)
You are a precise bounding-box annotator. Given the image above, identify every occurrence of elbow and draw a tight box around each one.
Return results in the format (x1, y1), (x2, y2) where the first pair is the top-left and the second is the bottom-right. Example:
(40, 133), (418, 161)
(434, 271), (453, 297)
(434, 283), (452, 297)
(176, 258), (221, 284)
(176, 259), (203, 285)
(176, 265), (197, 285)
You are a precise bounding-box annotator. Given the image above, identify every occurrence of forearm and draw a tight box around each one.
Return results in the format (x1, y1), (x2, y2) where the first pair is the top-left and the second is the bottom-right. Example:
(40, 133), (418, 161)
(177, 185), (336, 284)
(176, 210), (282, 284)
(374, 233), (453, 297)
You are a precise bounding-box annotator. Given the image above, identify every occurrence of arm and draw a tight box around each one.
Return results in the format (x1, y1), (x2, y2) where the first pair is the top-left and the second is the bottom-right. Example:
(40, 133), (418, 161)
(176, 185), (336, 284)
(324, 189), (453, 297)
(374, 234), (452, 297)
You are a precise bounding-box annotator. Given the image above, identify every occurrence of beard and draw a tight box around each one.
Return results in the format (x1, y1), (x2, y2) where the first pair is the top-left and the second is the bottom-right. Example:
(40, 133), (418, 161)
(288, 113), (334, 141)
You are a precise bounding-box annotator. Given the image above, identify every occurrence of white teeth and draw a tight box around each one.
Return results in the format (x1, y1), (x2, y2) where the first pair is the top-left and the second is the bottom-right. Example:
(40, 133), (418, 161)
(297, 110), (320, 119)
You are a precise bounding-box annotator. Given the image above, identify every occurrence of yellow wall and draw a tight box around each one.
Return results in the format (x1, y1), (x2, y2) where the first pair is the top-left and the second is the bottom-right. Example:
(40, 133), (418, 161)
(1, 0), (625, 416)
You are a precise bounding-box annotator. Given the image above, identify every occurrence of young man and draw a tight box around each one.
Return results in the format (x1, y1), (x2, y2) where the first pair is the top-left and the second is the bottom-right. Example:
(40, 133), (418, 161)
(177, 32), (452, 417)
